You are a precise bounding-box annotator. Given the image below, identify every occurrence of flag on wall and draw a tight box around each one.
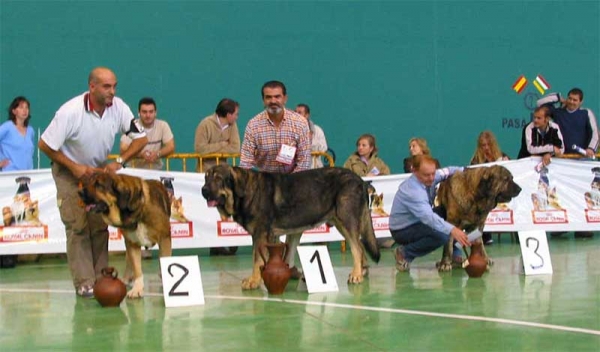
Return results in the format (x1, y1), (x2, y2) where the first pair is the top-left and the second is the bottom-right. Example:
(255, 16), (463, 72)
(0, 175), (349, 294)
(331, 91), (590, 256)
(512, 75), (528, 94)
(533, 74), (550, 94)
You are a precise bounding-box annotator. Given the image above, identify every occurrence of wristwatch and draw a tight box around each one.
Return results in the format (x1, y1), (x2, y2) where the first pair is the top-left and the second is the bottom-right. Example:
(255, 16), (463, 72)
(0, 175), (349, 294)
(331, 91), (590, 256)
(116, 156), (126, 167)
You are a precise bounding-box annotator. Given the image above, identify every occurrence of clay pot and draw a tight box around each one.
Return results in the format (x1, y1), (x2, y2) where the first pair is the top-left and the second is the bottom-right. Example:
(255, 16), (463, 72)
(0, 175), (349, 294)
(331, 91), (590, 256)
(94, 267), (127, 307)
(260, 243), (292, 295)
(465, 242), (487, 278)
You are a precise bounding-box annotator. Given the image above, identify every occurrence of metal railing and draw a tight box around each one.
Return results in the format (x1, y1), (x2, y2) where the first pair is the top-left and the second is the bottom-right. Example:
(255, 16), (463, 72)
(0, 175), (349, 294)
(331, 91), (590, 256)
(108, 151), (335, 172)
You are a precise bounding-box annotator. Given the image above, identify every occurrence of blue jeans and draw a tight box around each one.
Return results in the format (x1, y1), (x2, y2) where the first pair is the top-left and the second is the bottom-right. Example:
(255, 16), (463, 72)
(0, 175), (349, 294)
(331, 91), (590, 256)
(390, 222), (462, 262)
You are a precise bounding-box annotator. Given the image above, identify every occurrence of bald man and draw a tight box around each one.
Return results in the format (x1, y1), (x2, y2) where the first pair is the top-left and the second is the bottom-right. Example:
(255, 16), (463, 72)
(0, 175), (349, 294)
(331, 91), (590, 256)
(39, 67), (148, 298)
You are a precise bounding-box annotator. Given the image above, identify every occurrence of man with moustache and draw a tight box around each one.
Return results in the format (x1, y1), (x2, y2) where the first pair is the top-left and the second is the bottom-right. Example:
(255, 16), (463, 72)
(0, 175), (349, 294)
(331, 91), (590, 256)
(239, 80), (311, 277)
(39, 67), (147, 297)
(240, 80), (311, 173)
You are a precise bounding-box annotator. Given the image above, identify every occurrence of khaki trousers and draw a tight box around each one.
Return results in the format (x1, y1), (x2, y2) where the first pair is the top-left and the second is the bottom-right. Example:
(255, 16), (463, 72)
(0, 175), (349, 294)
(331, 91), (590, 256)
(52, 163), (108, 289)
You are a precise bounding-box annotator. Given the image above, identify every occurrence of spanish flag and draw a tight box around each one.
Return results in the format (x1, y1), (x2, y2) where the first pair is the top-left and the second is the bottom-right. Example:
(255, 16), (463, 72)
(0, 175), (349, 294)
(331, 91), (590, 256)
(512, 75), (527, 94)
(533, 75), (550, 94)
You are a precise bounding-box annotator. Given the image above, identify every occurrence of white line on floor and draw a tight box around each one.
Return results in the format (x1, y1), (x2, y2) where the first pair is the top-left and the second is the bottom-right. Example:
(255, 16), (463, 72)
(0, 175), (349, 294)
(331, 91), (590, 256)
(1, 287), (599, 336)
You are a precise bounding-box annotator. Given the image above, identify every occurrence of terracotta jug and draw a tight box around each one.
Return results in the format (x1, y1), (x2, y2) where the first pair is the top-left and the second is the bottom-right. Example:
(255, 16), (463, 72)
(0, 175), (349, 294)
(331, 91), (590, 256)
(94, 267), (127, 307)
(465, 241), (487, 278)
(260, 243), (292, 295)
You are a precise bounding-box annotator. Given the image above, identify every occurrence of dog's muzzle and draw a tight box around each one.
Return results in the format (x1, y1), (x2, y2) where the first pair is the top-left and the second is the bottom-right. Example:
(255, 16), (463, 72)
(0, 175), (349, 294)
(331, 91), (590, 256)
(202, 186), (224, 208)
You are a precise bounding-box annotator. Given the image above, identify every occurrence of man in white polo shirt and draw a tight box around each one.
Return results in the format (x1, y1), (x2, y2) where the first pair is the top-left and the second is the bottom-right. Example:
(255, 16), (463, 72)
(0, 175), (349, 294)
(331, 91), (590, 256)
(38, 67), (148, 298)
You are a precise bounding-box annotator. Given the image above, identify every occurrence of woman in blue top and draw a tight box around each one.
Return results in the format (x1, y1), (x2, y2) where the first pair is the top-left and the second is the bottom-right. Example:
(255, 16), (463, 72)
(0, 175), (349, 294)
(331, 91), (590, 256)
(0, 96), (35, 171)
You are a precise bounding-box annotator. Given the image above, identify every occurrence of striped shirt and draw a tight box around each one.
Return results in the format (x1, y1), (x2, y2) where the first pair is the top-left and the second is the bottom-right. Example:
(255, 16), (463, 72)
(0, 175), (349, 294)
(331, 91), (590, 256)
(240, 109), (311, 173)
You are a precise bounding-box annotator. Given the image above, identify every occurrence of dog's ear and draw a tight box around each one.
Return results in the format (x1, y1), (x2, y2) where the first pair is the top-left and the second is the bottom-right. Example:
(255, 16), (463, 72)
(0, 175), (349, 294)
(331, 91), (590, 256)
(230, 167), (246, 198)
(114, 177), (143, 211)
(476, 168), (493, 199)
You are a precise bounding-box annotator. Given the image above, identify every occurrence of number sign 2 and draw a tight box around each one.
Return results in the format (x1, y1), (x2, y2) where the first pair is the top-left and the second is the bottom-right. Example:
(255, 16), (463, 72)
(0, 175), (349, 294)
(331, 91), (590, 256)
(297, 246), (338, 293)
(160, 256), (205, 307)
(517, 230), (553, 275)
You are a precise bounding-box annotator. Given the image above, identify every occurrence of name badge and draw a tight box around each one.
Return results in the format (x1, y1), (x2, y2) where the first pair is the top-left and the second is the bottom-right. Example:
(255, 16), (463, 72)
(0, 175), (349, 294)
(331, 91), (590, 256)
(370, 166), (380, 175)
(276, 144), (296, 165)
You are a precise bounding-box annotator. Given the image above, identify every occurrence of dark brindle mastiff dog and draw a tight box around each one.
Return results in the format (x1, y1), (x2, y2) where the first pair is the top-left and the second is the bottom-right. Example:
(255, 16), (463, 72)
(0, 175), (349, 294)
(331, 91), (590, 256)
(436, 165), (521, 271)
(201, 165), (380, 290)
(79, 172), (172, 298)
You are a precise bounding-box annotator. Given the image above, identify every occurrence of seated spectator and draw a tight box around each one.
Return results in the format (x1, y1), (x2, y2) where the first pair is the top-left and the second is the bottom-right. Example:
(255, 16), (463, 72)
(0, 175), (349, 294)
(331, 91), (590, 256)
(120, 97), (175, 170)
(403, 137), (440, 173)
(470, 130), (509, 245)
(344, 133), (392, 248)
(194, 98), (240, 173)
(517, 106), (565, 165)
(344, 133), (390, 176)
(295, 103), (328, 168)
(470, 130), (509, 165)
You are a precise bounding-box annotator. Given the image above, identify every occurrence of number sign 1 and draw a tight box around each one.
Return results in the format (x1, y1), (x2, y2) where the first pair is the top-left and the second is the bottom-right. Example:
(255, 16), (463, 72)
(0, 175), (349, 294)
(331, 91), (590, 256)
(160, 256), (205, 307)
(517, 230), (553, 275)
(297, 245), (338, 293)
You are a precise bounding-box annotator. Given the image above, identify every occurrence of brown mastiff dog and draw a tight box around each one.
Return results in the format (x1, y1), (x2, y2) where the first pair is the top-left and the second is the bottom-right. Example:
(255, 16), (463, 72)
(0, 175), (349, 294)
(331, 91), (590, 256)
(79, 172), (172, 298)
(436, 165), (521, 271)
(201, 165), (380, 290)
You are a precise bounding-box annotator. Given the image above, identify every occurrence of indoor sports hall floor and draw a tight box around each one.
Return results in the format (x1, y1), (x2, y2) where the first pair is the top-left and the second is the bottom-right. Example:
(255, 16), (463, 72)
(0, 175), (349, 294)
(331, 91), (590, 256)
(1, 235), (599, 351)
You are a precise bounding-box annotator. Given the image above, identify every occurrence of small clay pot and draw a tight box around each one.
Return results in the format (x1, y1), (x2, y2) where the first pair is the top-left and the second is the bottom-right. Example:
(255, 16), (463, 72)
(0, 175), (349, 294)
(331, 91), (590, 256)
(94, 267), (127, 307)
(465, 242), (487, 278)
(260, 243), (292, 295)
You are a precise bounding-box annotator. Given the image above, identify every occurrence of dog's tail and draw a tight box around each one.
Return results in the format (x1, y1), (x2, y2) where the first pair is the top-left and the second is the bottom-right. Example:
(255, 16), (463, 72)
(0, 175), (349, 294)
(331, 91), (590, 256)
(359, 180), (380, 263)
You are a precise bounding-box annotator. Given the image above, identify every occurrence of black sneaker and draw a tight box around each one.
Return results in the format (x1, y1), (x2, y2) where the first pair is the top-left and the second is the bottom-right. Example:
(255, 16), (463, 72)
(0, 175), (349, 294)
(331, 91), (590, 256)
(574, 231), (593, 239)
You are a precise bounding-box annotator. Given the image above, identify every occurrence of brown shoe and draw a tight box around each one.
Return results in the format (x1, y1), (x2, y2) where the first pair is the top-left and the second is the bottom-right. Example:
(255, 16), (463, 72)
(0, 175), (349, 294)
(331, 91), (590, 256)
(394, 247), (410, 272)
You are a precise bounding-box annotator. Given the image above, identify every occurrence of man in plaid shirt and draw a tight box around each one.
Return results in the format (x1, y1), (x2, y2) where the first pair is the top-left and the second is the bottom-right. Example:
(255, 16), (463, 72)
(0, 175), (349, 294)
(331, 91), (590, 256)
(239, 80), (311, 278)
(240, 80), (311, 173)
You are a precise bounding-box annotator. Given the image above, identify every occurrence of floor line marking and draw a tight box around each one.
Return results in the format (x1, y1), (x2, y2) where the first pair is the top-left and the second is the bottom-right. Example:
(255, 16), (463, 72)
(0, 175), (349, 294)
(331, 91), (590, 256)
(2, 287), (599, 336)
(207, 294), (600, 336)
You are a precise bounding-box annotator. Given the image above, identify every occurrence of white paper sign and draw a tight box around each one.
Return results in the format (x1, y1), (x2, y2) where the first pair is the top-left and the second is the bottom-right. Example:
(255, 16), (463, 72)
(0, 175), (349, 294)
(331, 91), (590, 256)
(297, 246), (338, 293)
(518, 230), (553, 275)
(160, 256), (205, 307)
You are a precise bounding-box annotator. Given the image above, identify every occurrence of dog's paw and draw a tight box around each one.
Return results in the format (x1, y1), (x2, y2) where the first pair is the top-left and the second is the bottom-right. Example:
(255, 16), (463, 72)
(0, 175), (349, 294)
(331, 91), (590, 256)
(361, 265), (369, 277)
(241, 277), (261, 290)
(347, 272), (364, 284)
(127, 288), (144, 299)
(436, 261), (453, 272)
(126, 277), (144, 299)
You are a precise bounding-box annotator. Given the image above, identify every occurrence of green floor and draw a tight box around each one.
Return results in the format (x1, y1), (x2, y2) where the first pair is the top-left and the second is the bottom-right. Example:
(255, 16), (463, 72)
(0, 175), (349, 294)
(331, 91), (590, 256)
(1, 235), (599, 351)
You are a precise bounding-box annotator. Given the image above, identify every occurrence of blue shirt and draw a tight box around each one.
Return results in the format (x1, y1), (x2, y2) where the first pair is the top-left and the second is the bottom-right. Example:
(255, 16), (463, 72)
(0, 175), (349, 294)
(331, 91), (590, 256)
(389, 166), (463, 234)
(0, 120), (35, 171)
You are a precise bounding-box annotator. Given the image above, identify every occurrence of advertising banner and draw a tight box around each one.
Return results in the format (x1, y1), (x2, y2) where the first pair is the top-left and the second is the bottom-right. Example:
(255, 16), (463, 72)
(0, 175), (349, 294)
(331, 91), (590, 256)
(1, 157), (598, 255)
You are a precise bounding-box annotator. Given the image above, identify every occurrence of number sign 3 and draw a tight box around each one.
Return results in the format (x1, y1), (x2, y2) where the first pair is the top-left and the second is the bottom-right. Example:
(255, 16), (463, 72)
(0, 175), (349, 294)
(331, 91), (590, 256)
(517, 231), (553, 275)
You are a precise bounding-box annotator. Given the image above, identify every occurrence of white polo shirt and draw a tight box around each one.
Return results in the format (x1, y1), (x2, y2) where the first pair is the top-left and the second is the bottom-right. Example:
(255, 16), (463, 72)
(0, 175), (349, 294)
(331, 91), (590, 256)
(41, 92), (146, 167)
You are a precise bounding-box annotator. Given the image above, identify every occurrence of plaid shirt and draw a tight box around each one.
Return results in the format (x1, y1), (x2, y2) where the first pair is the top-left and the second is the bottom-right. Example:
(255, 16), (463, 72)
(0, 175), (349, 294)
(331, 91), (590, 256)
(240, 109), (311, 173)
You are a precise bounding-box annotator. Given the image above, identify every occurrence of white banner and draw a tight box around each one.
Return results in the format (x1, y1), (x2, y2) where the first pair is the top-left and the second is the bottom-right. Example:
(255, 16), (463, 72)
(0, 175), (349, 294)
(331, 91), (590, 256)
(0, 157), (598, 255)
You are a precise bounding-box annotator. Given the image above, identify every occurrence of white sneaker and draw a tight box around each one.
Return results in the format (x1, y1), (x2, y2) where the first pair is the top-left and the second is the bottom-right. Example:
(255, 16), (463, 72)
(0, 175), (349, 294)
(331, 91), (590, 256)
(76, 285), (94, 298)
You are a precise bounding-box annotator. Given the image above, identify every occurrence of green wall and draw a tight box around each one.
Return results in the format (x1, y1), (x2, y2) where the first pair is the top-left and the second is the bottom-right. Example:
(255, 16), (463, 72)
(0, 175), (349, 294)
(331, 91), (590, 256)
(1, 1), (598, 172)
